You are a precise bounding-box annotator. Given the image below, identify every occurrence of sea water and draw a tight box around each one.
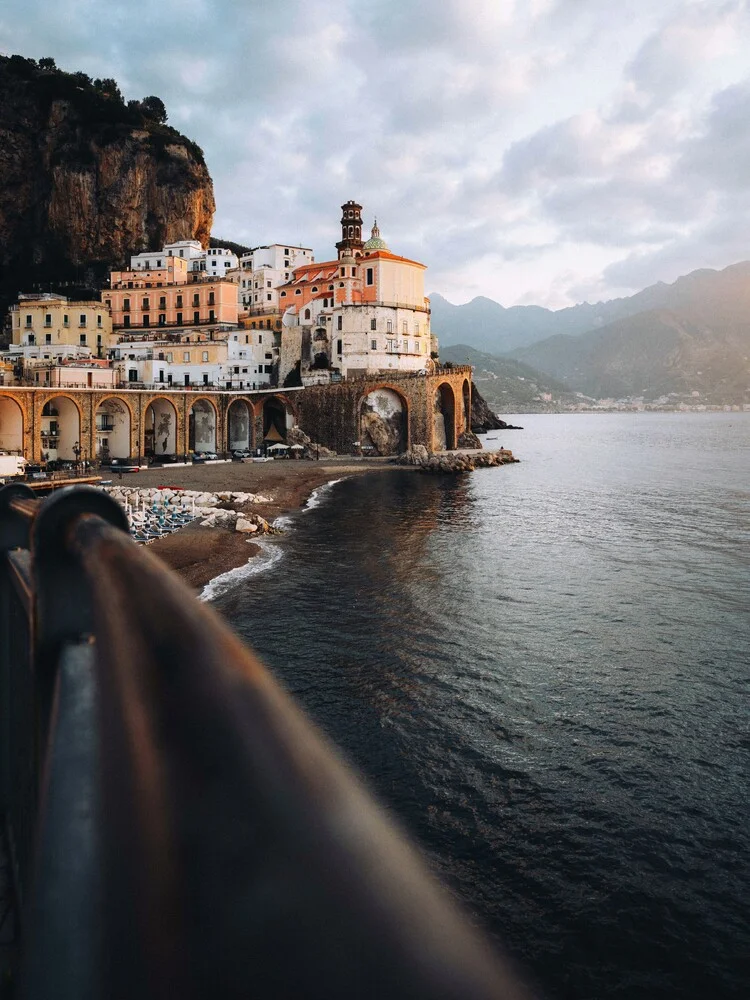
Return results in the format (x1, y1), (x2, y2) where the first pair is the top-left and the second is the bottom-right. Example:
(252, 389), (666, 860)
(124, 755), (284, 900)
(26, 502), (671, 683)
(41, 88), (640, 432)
(214, 413), (750, 1000)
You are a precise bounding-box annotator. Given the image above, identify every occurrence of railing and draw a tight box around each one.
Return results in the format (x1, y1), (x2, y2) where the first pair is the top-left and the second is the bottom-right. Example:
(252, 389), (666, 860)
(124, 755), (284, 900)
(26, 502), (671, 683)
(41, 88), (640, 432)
(0, 484), (525, 1000)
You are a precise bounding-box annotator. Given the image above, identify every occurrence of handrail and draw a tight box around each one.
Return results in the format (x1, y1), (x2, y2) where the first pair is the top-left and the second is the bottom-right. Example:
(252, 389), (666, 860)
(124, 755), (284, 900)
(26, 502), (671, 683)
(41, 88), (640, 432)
(0, 484), (528, 1000)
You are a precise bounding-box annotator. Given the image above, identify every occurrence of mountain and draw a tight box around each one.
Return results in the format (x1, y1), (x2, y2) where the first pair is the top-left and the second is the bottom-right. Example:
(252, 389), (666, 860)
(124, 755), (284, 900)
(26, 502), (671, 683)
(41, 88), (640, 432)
(430, 261), (750, 358)
(0, 54), (214, 313)
(510, 308), (750, 403)
(440, 344), (582, 412)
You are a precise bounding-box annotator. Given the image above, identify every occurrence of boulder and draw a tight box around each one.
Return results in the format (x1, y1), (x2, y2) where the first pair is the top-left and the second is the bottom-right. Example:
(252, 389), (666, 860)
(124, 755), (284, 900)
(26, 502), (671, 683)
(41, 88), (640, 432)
(235, 517), (258, 533)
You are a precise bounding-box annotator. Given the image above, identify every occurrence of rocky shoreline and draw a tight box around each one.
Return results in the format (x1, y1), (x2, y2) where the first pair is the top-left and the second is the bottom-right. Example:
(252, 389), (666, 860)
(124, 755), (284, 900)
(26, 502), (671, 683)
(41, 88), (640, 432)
(398, 445), (519, 474)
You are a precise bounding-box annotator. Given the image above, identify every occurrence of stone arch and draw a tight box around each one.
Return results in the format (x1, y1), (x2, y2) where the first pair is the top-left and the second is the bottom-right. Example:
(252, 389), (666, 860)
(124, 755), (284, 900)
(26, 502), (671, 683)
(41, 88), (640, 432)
(434, 382), (456, 451)
(40, 394), (82, 461)
(462, 378), (471, 437)
(189, 396), (218, 453)
(144, 397), (178, 458)
(0, 394), (24, 454)
(95, 395), (132, 460)
(262, 394), (295, 443)
(227, 398), (252, 451)
(359, 386), (409, 455)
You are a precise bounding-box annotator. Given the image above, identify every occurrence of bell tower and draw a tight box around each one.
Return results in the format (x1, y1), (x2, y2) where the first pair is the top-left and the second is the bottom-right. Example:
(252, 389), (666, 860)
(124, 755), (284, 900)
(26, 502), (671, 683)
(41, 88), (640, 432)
(336, 200), (364, 259)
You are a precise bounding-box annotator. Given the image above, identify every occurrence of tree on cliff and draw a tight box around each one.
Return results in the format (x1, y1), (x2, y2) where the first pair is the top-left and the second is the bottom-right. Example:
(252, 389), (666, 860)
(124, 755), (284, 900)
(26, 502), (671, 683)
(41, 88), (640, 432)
(140, 95), (168, 124)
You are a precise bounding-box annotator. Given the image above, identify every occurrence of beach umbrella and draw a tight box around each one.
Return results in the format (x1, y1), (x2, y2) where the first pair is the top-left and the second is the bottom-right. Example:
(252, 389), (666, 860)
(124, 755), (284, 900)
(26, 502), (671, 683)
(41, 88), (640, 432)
(267, 443), (289, 451)
(290, 444), (304, 450)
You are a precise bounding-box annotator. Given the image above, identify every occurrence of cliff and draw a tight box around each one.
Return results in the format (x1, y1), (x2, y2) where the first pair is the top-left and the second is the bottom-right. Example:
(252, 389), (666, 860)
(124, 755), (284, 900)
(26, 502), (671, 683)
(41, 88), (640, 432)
(0, 55), (215, 312)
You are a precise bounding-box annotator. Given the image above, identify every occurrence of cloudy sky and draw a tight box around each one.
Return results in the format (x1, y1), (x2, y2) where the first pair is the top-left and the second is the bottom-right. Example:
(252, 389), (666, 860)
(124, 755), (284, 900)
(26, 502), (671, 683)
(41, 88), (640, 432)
(2, 0), (749, 307)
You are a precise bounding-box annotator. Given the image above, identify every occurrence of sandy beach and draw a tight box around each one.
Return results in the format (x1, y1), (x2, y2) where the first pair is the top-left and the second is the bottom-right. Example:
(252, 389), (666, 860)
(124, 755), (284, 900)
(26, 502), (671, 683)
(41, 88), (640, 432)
(124, 458), (410, 590)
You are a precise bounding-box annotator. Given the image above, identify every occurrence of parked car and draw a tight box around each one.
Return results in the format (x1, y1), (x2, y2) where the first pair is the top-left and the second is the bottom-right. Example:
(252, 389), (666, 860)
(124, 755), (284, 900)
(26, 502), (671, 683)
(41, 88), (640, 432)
(232, 449), (252, 459)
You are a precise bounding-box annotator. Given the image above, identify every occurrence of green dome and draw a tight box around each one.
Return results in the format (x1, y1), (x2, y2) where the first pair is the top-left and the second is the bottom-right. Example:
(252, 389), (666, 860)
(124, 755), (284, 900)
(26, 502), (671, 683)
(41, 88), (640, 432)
(363, 220), (389, 252)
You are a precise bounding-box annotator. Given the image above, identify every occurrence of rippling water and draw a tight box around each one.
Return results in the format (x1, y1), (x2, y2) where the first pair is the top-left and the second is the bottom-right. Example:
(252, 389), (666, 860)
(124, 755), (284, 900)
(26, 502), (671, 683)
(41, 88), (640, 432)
(215, 413), (750, 1000)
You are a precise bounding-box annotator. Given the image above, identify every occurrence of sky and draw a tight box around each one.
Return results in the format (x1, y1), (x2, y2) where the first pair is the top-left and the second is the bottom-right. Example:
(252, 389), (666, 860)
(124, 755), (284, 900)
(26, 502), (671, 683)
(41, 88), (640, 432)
(1, 0), (749, 309)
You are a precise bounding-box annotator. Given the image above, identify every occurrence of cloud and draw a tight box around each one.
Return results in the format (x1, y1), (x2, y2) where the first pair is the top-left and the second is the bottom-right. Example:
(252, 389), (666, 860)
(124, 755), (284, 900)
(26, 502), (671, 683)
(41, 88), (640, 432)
(1, 0), (749, 306)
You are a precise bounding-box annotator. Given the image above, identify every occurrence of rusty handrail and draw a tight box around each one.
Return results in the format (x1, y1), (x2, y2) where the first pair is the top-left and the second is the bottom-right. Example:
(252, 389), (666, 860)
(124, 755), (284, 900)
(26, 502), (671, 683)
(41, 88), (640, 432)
(0, 484), (530, 1000)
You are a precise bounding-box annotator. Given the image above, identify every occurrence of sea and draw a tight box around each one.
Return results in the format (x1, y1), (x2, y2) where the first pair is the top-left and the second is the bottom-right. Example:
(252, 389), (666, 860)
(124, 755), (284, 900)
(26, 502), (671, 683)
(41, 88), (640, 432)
(211, 412), (750, 1000)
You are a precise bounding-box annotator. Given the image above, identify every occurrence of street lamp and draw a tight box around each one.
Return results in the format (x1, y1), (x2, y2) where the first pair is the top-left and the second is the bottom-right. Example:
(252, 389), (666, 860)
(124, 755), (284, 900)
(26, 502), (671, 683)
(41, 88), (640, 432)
(72, 440), (82, 475)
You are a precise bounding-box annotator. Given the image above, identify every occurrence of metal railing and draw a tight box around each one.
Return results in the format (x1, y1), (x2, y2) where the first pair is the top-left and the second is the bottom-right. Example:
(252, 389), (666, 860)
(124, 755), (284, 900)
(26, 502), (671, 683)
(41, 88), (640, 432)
(0, 484), (527, 1000)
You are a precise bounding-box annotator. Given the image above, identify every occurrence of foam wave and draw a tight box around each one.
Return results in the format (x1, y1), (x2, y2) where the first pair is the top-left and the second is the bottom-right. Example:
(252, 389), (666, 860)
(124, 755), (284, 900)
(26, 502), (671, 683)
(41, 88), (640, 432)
(272, 514), (294, 530)
(303, 477), (347, 511)
(200, 540), (284, 602)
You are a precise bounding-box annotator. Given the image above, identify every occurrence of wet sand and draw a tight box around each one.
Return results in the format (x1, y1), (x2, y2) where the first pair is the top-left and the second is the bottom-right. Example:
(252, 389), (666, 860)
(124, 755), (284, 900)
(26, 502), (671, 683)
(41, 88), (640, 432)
(132, 458), (410, 590)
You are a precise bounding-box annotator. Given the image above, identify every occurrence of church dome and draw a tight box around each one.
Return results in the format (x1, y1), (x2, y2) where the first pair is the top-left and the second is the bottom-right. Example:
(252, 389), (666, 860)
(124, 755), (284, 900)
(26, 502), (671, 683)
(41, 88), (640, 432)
(363, 220), (389, 252)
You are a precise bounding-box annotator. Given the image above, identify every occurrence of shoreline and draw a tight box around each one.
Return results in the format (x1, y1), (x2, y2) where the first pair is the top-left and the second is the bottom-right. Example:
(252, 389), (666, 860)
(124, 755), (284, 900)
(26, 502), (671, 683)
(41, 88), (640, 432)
(139, 459), (411, 592)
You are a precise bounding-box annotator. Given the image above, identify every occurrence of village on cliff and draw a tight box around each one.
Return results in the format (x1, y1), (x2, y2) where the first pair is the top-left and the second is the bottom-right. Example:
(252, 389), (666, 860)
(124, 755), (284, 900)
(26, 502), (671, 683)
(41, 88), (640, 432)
(0, 201), (492, 468)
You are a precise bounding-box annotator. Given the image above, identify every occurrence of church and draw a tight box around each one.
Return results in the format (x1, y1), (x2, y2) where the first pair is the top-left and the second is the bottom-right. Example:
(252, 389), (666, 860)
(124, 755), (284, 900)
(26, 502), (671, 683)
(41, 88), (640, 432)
(278, 201), (436, 384)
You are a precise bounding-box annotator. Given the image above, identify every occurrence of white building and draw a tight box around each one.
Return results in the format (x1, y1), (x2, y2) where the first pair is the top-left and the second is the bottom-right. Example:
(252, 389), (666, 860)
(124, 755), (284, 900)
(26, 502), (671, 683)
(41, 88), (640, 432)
(277, 209), (433, 382)
(129, 241), (238, 277)
(237, 244), (314, 312)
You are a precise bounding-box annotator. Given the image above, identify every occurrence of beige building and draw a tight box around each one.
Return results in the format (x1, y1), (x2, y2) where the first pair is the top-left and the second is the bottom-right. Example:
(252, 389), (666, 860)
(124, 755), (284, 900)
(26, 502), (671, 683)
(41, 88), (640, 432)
(9, 294), (115, 355)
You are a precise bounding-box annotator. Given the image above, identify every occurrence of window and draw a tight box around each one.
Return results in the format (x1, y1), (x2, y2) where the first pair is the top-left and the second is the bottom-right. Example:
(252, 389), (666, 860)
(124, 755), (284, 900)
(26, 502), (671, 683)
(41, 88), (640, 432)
(295, 289), (301, 295)
(366, 268), (374, 286)
(166, 353), (173, 363)
(258, 334), (262, 344)
(194, 311), (200, 324)
(176, 294), (183, 308)
(338, 339), (343, 355)
(79, 314), (87, 327)
(193, 294), (200, 307)
(129, 369), (138, 382)
(370, 318), (377, 331)
(337, 316), (343, 331)
(202, 351), (209, 362)
(245, 335), (249, 344)
(209, 310), (215, 323)
(267, 293), (272, 301)
(402, 321), (408, 334)
(158, 370), (165, 383)
(157, 260), (162, 268)
(159, 296), (166, 309)
(141, 299), (149, 311)
(208, 292), (215, 305)
(387, 320), (393, 333)
(304, 309), (311, 320)
(63, 314), (69, 326)
(183, 351), (190, 362)
(280, 291), (287, 297)
(45, 314), (52, 327)
(312, 286), (318, 293)
(157, 314), (165, 326)
(123, 299), (130, 312)
(97, 315), (102, 327)
(267, 280), (271, 288)
(203, 373), (209, 385)
(371, 339), (377, 351)
(124, 316), (131, 328)
(184, 374), (190, 386)
(45, 333), (52, 344)
(264, 364), (272, 374)
(25, 315), (32, 327)
(176, 312), (183, 325)
(233, 366), (239, 374)
(414, 323), (420, 336)
(142, 315), (150, 327)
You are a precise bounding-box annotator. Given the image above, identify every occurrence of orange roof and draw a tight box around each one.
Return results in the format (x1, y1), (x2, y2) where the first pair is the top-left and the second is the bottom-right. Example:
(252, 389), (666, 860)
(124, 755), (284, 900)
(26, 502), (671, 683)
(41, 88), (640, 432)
(360, 250), (426, 268)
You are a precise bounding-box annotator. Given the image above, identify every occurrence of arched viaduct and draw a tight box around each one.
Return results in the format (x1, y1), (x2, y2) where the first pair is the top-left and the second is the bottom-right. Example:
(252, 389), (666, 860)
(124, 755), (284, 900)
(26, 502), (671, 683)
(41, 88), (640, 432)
(0, 368), (473, 462)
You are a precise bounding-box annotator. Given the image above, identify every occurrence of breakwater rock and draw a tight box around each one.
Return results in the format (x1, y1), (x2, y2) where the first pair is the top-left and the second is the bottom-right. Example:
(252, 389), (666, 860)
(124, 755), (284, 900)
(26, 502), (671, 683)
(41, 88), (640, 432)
(397, 445), (518, 474)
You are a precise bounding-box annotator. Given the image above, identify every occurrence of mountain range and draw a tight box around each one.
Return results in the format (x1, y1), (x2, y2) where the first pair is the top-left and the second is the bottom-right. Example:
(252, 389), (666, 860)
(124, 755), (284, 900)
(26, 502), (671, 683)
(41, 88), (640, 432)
(431, 262), (750, 404)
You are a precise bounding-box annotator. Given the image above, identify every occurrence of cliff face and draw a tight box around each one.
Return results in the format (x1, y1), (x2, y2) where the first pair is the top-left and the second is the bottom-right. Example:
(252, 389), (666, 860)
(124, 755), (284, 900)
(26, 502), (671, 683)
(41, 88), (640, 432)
(0, 56), (214, 308)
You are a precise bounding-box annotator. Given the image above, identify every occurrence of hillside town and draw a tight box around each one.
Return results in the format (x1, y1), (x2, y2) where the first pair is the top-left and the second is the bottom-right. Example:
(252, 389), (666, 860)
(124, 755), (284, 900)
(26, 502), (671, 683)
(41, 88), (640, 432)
(0, 201), (482, 468)
(1, 201), (436, 397)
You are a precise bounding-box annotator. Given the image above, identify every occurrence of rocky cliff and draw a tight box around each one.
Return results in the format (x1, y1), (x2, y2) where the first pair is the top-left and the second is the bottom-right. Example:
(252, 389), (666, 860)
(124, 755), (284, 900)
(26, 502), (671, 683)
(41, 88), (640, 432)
(0, 55), (215, 312)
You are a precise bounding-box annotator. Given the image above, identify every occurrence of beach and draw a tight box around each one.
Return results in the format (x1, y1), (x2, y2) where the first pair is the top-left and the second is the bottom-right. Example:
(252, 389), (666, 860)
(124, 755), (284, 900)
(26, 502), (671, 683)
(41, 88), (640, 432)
(127, 458), (409, 590)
